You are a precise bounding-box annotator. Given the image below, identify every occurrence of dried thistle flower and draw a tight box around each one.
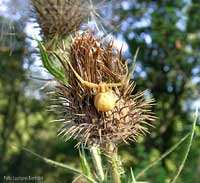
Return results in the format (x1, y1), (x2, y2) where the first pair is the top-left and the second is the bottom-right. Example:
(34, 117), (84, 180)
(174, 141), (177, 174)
(31, 0), (91, 44)
(53, 31), (156, 147)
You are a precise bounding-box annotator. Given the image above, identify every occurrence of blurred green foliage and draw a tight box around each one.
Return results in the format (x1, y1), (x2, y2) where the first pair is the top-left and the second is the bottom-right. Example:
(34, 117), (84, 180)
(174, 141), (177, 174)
(0, 0), (200, 183)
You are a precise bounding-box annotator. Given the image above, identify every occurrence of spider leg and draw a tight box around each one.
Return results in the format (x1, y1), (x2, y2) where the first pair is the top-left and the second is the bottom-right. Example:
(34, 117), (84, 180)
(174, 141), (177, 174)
(54, 53), (98, 88)
(106, 82), (122, 87)
(68, 60), (99, 88)
(105, 48), (138, 88)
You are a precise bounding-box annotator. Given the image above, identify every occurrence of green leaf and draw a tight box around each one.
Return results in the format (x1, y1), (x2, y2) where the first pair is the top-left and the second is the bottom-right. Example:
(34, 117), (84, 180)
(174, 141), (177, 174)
(22, 146), (81, 174)
(37, 40), (67, 84)
(79, 146), (93, 180)
(20, 146), (97, 183)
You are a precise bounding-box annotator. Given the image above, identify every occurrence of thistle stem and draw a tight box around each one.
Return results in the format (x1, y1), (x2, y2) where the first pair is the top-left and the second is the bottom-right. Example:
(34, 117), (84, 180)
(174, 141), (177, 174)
(90, 145), (105, 182)
(106, 143), (121, 183)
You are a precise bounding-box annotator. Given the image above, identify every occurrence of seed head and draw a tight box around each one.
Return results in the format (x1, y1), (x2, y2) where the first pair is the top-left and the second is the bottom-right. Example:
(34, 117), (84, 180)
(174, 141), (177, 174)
(31, 0), (90, 40)
(53, 31), (156, 147)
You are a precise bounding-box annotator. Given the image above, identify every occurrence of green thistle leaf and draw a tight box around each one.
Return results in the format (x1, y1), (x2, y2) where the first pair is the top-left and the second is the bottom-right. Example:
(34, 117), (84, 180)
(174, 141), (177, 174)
(37, 40), (67, 84)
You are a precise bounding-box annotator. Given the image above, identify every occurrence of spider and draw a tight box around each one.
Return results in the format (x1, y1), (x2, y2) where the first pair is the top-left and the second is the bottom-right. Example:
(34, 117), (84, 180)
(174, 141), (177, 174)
(56, 49), (139, 112)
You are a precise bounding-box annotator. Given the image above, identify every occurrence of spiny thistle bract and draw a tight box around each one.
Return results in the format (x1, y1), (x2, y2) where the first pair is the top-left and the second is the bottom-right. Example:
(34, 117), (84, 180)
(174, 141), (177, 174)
(52, 31), (156, 148)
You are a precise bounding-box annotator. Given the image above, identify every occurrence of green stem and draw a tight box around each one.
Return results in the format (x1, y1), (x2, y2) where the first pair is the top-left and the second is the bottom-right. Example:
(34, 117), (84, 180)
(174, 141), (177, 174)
(106, 143), (121, 183)
(169, 107), (198, 183)
(90, 145), (105, 182)
(135, 133), (190, 179)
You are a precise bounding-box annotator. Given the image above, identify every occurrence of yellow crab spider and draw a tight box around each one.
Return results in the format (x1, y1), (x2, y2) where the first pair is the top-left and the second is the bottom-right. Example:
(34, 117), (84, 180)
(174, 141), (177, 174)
(62, 48), (139, 112)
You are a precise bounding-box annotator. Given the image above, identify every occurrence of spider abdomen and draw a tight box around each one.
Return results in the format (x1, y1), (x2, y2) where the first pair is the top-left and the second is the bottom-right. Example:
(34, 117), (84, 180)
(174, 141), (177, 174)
(94, 91), (118, 112)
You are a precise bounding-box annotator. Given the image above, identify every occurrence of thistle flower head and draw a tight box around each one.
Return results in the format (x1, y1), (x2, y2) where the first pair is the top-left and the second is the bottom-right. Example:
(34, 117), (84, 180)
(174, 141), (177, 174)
(54, 31), (156, 147)
(31, 0), (90, 40)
